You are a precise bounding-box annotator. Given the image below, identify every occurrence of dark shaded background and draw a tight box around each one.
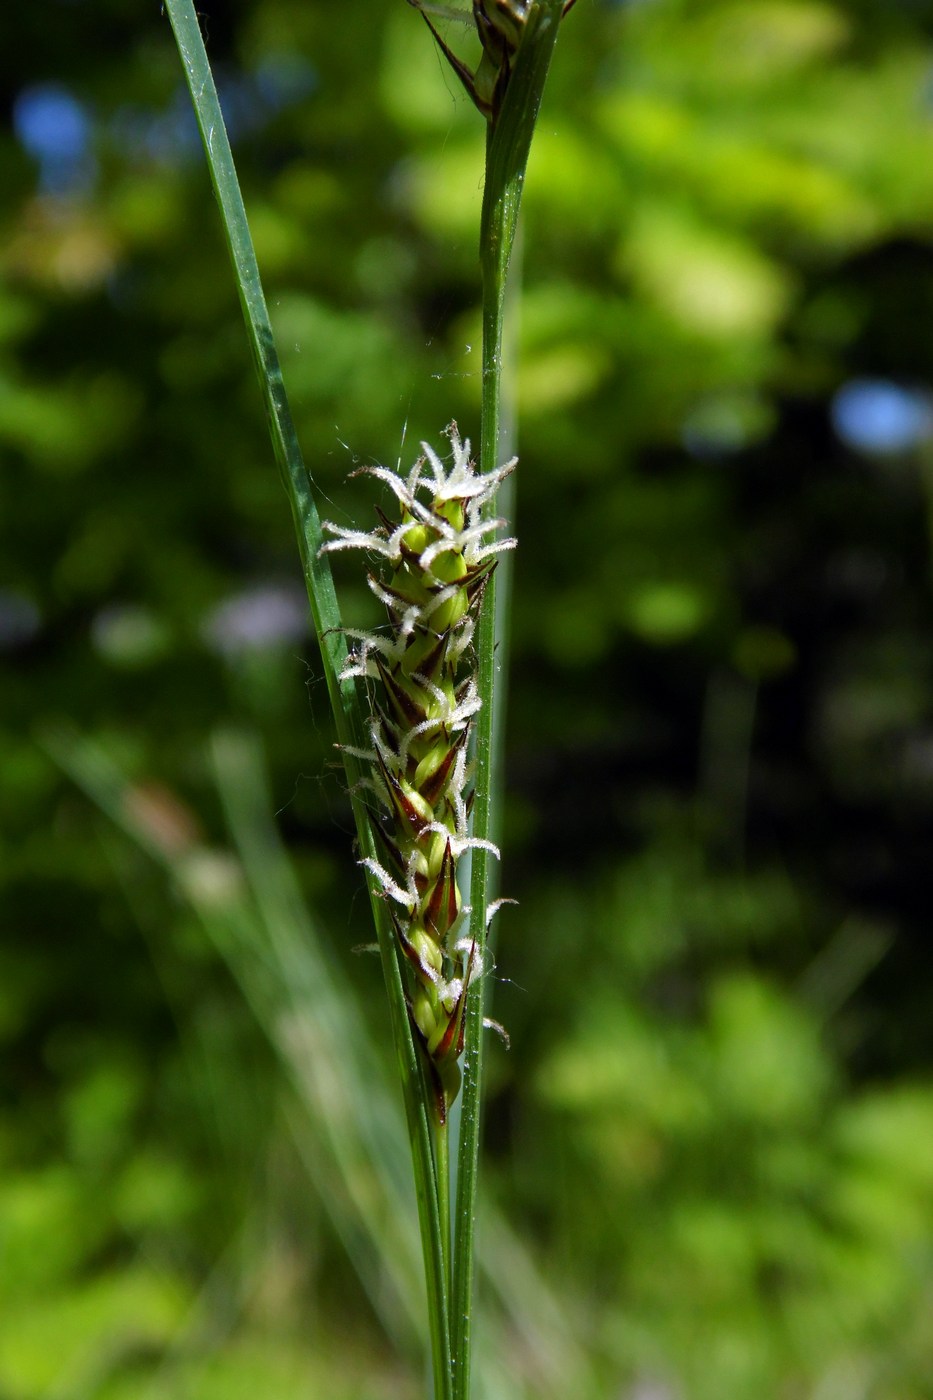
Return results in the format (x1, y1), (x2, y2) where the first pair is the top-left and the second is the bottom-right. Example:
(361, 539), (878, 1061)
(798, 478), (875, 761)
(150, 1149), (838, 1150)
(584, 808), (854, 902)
(3, 1), (933, 1396)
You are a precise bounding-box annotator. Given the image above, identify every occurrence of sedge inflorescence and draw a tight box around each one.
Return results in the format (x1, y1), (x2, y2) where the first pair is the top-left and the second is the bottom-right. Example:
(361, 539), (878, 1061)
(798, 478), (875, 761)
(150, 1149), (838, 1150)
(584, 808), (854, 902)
(322, 425), (516, 1118)
(408, 0), (578, 124)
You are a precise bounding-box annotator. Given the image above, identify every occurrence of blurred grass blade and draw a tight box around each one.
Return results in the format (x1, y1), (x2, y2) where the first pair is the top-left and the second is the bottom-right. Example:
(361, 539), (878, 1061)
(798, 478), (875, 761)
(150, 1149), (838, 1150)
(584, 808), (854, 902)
(209, 731), (418, 1221)
(209, 731), (424, 1316)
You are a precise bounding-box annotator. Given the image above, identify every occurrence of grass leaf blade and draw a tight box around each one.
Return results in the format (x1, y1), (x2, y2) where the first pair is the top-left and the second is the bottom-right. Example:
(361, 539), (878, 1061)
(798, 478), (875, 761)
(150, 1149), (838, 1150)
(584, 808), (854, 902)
(163, 0), (351, 726)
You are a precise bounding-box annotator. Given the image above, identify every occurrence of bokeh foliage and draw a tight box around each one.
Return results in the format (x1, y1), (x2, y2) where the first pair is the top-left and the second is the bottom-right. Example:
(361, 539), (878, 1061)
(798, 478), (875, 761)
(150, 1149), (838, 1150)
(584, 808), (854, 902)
(3, 1), (933, 1396)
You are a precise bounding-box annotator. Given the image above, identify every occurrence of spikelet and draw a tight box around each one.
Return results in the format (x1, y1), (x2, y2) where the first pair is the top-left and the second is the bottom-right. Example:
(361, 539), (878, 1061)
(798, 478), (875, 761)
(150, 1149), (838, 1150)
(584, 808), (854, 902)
(322, 425), (515, 1119)
(407, 0), (579, 123)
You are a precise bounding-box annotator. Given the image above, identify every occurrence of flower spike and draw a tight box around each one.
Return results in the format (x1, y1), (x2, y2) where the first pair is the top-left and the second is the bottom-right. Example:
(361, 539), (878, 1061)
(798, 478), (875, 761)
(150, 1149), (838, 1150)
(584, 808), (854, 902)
(322, 425), (514, 1118)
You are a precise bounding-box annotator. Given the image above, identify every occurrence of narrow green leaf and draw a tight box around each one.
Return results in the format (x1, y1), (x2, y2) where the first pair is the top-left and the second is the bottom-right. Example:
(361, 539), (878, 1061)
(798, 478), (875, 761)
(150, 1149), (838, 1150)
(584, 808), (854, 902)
(162, 4), (453, 1392)
(163, 0), (351, 727)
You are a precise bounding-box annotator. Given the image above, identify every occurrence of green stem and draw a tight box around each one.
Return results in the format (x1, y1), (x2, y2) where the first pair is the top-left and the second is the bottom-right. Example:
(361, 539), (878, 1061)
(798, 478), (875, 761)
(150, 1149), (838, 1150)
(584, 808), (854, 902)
(162, 4), (452, 1394)
(436, 1115), (452, 1304)
(450, 7), (567, 1398)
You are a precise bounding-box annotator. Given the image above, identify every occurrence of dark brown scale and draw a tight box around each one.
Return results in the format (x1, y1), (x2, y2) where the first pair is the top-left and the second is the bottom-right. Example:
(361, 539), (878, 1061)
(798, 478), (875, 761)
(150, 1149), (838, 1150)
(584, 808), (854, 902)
(420, 730), (468, 808)
(376, 657), (428, 729)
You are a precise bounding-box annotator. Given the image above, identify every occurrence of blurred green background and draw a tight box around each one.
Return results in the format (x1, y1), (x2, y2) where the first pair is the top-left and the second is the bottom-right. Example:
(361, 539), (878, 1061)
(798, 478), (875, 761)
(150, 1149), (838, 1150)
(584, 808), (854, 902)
(4, 1), (933, 1396)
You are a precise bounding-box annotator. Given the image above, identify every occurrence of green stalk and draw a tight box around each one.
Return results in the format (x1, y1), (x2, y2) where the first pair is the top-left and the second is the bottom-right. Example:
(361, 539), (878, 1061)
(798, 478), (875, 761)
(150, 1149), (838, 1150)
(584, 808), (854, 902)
(436, 1118), (452, 1303)
(451, 6), (568, 1397)
(162, 4), (452, 1394)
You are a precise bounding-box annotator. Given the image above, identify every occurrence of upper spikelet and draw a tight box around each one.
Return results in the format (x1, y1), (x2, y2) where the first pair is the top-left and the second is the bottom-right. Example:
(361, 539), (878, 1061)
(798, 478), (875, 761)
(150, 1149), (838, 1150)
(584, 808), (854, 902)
(407, 0), (578, 123)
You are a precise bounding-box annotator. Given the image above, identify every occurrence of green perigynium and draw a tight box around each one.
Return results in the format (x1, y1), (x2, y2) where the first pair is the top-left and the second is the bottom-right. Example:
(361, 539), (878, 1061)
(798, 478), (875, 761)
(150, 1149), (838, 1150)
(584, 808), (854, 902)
(322, 426), (515, 1120)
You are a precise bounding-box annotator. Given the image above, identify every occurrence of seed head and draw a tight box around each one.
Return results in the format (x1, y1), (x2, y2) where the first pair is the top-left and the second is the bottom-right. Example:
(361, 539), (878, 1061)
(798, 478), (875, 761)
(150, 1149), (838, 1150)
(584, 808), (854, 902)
(322, 425), (515, 1119)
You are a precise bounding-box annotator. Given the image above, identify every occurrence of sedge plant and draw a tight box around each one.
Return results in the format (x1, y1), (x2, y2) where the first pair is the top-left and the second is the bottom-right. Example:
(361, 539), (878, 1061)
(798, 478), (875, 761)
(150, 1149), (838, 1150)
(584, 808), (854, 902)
(163, 1), (574, 1394)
